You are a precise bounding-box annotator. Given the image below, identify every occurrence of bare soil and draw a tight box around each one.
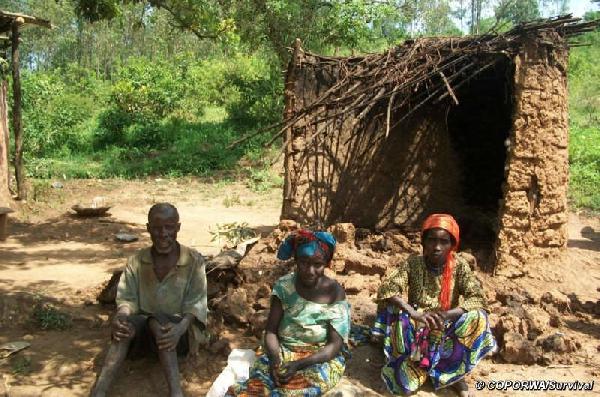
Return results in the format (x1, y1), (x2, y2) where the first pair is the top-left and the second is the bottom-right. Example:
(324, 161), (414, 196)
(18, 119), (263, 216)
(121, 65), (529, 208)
(1, 178), (599, 396)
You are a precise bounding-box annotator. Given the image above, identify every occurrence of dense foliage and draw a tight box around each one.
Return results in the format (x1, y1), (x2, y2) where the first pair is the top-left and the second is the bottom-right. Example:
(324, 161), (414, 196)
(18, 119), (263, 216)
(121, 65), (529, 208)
(568, 11), (600, 209)
(0, 0), (598, 209)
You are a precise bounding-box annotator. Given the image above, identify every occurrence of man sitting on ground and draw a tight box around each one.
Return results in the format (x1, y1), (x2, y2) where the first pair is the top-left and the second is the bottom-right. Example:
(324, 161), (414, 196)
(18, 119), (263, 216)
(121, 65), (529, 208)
(91, 203), (208, 397)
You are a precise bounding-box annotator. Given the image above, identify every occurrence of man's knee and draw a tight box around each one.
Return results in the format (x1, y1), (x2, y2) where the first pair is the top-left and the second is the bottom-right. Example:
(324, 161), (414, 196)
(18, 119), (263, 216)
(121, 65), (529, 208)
(148, 313), (174, 336)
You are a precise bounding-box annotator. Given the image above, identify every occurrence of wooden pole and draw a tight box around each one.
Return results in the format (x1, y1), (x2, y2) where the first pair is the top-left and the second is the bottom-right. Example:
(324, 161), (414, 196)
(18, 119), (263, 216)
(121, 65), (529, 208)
(281, 38), (302, 219)
(0, 79), (10, 206)
(11, 18), (26, 200)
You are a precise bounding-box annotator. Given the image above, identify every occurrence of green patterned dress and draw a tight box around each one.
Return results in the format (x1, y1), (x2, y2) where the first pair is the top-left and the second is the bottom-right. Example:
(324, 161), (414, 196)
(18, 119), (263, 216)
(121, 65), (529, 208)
(227, 273), (350, 396)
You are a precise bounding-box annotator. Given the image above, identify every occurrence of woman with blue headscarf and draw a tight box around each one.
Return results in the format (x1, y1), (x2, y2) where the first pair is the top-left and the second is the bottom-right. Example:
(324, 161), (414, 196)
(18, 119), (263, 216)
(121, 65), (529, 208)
(226, 230), (350, 396)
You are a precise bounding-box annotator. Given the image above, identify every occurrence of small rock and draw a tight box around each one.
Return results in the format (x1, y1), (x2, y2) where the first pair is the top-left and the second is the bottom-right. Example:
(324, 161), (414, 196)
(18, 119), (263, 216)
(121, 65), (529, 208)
(114, 233), (138, 243)
(541, 290), (570, 312)
(330, 259), (346, 273)
(479, 368), (490, 376)
(249, 310), (268, 338)
(57, 363), (79, 377)
(255, 284), (271, 299)
(51, 181), (63, 189)
(541, 333), (579, 353)
(549, 313), (562, 328)
(381, 231), (412, 253)
(209, 338), (232, 355)
(524, 306), (550, 338)
(539, 353), (553, 366)
(207, 283), (222, 299)
(497, 290), (527, 306)
(343, 274), (365, 295)
(330, 223), (355, 245)
(208, 250), (242, 270)
(500, 332), (540, 364)
(224, 289), (253, 324)
(22, 334), (34, 341)
(253, 297), (270, 310)
(342, 250), (387, 276)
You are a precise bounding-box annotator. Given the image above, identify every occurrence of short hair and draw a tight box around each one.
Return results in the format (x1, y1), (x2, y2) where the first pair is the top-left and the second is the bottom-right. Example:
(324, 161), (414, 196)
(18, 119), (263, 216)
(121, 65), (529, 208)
(148, 202), (179, 223)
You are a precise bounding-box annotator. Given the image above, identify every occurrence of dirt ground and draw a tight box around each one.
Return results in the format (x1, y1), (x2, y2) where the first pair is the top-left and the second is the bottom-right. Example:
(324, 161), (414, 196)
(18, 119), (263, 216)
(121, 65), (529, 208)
(1, 178), (599, 397)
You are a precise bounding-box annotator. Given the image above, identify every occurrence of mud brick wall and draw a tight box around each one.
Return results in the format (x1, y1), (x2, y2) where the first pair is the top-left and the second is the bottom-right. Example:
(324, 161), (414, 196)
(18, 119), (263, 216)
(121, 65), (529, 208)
(282, 55), (464, 230)
(283, 33), (571, 268)
(495, 34), (569, 270)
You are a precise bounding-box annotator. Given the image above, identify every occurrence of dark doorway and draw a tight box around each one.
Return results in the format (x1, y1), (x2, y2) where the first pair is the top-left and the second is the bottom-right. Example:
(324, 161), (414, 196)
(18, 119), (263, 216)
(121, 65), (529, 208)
(447, 58), (514, 255)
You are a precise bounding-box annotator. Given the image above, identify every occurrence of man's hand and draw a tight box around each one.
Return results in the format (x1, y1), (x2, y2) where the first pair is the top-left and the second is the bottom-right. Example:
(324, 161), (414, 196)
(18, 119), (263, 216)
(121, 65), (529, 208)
(278, 360), (302, 384)
(155, 321), (187, 351)
(111, 314), (134, 341)
(269, 360), (282, 387)
(411, 311), (445, 330)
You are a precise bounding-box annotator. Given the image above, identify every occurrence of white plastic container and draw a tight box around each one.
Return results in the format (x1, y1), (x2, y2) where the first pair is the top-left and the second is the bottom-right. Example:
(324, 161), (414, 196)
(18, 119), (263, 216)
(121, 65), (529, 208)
(206, 349), (257, 397)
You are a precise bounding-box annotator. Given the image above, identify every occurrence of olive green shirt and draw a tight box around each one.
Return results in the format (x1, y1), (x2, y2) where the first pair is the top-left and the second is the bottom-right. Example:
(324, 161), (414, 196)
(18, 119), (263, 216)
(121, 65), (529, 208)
(116, 244), (208, 351)
(376, 252), (486, 312)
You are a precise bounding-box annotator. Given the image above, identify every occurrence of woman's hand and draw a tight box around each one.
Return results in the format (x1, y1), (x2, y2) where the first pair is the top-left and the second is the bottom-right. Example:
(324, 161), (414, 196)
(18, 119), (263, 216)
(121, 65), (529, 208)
(411, 311), (445, 330)
(438, 308), (466, 323)
(278, 360), (302, 384)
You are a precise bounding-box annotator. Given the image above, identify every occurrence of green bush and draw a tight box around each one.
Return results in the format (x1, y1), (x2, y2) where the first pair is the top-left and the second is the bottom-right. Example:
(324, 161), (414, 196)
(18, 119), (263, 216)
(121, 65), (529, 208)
(568, 29), (600, 211)
(569, 125), (600, 210)
(32, 301), (72, 330)
(21, 69), (103, 158)
(20, 51), (283, 180)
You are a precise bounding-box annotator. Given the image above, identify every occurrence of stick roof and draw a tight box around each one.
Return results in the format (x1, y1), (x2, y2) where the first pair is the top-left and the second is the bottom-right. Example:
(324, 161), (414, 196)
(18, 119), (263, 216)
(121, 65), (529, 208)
(231, 15), (599, 151)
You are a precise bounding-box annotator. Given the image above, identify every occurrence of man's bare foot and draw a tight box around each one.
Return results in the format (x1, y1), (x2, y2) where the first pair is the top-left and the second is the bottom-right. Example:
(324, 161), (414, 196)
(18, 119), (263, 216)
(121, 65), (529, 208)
(90, 387), (106, 397)
(451, 379), (474, 397)
(170, 389), (184, 397)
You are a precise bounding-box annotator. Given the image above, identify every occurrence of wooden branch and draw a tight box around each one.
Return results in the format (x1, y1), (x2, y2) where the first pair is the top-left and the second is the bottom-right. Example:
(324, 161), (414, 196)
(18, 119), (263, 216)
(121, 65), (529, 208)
(439, 71), (459, 105)
(385, 89), (398, 138)
(226, 15), (599, 153)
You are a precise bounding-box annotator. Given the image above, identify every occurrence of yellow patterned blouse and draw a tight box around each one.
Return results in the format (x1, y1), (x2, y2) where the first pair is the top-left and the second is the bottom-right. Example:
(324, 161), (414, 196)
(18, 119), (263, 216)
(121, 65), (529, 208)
(376, 252), (486, 312)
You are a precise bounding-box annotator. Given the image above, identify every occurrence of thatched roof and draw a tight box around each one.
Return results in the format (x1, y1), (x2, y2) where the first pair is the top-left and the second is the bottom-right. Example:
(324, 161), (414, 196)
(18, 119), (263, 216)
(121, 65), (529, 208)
(232, 15), (599, 151)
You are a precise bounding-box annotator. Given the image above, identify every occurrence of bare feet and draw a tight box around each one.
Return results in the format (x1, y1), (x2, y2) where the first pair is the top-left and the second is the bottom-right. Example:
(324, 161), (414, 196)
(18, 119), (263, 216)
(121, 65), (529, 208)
(90, 386), (106, 397)
(451, 379), (474, 397)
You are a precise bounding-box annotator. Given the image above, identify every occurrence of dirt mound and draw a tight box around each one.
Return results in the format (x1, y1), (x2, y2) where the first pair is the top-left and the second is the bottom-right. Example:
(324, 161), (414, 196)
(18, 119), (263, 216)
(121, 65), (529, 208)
(210, 220), (599, 368)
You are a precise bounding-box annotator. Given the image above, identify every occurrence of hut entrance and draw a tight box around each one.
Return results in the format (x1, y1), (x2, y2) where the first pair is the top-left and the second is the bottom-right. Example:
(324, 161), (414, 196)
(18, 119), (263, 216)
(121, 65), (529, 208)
(446, 58), (514, 254)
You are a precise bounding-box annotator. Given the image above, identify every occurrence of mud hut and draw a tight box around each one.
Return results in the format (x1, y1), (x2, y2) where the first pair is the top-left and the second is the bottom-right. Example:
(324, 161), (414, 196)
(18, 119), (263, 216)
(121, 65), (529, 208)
(276, 16), (598, 272)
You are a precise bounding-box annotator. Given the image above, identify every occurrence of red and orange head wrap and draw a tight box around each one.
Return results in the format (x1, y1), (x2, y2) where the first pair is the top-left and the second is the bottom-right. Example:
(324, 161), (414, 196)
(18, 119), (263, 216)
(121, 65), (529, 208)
(422, 213), (460, 311)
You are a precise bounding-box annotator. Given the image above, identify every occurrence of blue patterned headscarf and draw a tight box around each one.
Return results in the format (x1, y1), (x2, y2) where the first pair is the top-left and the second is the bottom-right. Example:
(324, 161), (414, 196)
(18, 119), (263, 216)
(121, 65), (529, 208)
(277, 229), (336, 263)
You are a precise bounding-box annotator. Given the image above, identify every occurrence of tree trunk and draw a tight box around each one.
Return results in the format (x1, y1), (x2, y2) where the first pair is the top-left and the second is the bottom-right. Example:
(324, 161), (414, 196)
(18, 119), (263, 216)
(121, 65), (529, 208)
(0, 79), (11, 206)
(11, 21), (26, 200)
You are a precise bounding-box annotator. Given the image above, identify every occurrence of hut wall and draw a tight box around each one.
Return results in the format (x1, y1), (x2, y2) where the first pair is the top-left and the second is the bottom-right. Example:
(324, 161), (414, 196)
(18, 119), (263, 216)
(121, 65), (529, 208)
(495, 34), (569, 270)
(0, 79), (10, 206)
(282, 56), (464, 229)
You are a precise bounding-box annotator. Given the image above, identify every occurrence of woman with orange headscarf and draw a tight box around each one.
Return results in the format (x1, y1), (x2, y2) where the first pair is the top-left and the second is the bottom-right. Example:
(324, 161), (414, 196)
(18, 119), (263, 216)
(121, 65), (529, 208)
(373, 214), (496, 397)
